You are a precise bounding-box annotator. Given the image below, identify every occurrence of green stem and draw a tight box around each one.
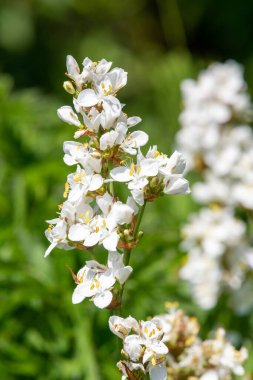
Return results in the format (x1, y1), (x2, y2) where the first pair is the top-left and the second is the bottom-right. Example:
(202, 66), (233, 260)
(119, 201), (147, 311)
(123, 201), (146, 266)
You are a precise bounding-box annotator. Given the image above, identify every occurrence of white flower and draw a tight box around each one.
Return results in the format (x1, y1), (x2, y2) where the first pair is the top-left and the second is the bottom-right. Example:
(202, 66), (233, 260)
(67, 165), (103, 203)
(100, 96), (122, 130)
(72, 251), (132, 308)
(63, 141), (101, 173)
(45, 218), (71, 257)
(72, 269), (116, 308)
(110, 155), (159, 205)
(109, 315), (139, 339)
(96, 192), (136, 230)
(108, 251), (133, 284)
(100, 130), (119, 150)
(66, 55), (84, 89)
(120, 130), (149, 155)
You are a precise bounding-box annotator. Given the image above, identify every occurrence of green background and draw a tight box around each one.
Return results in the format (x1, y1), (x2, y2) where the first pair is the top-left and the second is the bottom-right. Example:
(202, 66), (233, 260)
(1, 0), (253, 379)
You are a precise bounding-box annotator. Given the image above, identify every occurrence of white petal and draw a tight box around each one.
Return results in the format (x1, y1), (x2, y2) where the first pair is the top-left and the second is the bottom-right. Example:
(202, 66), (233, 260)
(131, 188), (144, 206)
(100, 130), (119, 150)
(57, 106), (81, 126)
(116, 267), (133, 284)
(68, 224), (89, 241)
(96, 192), (113, 215)
(140, 159), (159, 177)
(127, 116), (142, 127)
(103, 231), (119, 251)
(93, 290), (113, 308)
(99, 270), (116, 290)
(77, 89), (98, 107)
(72, 284), (87, 304)
(149, 366), (167, 380)
(44, 242), (57, 257)
(66, 55), (80, 76)
(130, 131), (149, 147)
(110, 167), (132, 182)
(109, 202), (134, 225)
(128, 177), (148, 190)
(200, 370), (219, 380)
(164, 177), (190, 195)
(84, 233), (100, 247)
(149, 341), (168, 355)
(88, 174), (103, 191)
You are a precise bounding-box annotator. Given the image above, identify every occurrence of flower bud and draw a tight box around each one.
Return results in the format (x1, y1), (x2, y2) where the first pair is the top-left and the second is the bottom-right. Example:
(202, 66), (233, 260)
(123, 229), (131, 240)
(137, 231), (144, 239)
(91, 151), (101, 159)
(63, 81), (75, 94)
(149, 177), (163, 193)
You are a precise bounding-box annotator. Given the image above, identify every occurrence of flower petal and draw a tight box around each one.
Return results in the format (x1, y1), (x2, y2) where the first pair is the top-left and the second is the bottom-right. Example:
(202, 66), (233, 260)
(93, 290), (113, 308)
(149, 366), (167, 380)
(78, 89), (98, 107)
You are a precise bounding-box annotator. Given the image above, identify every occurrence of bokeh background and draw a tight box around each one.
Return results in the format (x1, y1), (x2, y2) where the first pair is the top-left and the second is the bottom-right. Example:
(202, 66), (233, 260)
(1, 0), (253, 379)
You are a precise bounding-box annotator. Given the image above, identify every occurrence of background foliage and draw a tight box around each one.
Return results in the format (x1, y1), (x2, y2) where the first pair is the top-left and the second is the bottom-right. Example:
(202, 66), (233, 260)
(1, 0), (253, 379)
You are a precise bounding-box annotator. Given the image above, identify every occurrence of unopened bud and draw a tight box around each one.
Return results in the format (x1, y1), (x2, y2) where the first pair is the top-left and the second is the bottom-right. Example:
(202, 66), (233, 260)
(123, 229), (131, 239)
(137, 231), (144, 239)
(91, 151), (101, 159)
(63, 81), (75, 94)
(149, 177), (160, 190)
(74, 129), (86, 139)
(90, 138), (99, 148)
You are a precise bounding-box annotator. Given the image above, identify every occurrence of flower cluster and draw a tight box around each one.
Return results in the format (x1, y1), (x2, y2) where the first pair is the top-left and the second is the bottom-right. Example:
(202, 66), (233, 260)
(176, 61), (253, 312)
(45, 55), (190, 310)
(180, 207), (253, 309)
(109, 304), (248, 380)
(44, 56), (250, 380)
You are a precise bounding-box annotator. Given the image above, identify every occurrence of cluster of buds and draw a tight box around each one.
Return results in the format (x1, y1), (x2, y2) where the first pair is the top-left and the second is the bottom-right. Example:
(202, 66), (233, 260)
(176, 62), (253, 313)
(109, 304), (248, 380)
(45, 55), (190, 310)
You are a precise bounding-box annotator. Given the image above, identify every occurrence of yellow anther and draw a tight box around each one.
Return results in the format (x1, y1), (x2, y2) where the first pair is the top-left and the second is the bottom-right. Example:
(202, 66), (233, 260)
(103, 89), (108, 96)
(58, 204), (63, 210)
(101, 82), (105, 89)
(84, 210), (90, 224)
(154, 150), (160, 158)
(109, 85), (113, 92)
(96, 280), (100, 288)
(74, 170), (84, 182)
(95, 226), (99, 233)
(185, 336), (195, 346)
(210, 203), (221, 211)
(91, 283), (95, 290)
(63, 182), (69, 198)
(83, 142), (89, 149)
(102, 219), (107, 227)
(47, 224), (53, 233)
(144, 327), (148, 334)
(151, 357), (157, 366)
(129, 162), (135, 176)
(137, 166), (141, 174)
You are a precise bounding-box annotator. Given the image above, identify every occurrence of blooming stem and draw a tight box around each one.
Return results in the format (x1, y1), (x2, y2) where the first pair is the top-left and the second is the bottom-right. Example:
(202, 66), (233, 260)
(117, 202), (147, 314)
(124, 201), (146, 266)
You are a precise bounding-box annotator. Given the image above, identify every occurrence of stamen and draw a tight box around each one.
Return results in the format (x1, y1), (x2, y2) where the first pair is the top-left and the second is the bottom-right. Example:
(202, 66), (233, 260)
(84, 210), (90, 224)
(129, 163), (135, 176)
(63, 182), (69, 198)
